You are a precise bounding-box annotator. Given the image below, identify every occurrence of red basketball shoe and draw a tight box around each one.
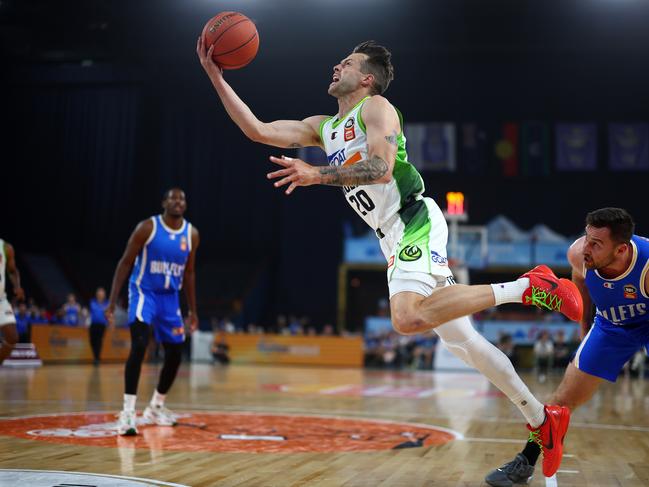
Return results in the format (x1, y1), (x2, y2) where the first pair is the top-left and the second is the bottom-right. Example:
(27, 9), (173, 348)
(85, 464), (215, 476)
(520, 265), (583, 322)
(527, 405), (571, 477)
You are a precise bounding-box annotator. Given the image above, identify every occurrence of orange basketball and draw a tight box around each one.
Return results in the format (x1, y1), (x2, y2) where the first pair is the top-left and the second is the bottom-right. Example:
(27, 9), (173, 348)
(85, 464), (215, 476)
(201, 12), (259, 70)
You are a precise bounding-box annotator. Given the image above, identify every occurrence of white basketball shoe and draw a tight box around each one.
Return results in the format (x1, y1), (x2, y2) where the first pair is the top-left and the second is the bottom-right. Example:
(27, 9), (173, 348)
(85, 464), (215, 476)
(143, 404), (177, 426)
(117, 410), (138, 436)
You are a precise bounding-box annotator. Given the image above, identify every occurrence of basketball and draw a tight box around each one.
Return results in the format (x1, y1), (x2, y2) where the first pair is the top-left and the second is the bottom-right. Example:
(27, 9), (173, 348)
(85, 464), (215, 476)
(201, 12), (259, 70)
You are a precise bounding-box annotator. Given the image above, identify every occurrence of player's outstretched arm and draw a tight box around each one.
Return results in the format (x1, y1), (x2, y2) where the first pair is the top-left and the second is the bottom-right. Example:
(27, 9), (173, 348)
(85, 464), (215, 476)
(105, 220), (152, 324)
(266, 96), (398, 194)
(567, 237), (593, 338)
(183, 227), (200, 332)
(5, 242), (24, 302)
(196, 36), (325, 149)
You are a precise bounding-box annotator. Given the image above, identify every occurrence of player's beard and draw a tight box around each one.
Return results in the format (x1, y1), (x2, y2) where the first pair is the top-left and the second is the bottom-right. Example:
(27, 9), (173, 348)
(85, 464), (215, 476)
(328, 77), (356, 97)
(584, 253), (615, 270)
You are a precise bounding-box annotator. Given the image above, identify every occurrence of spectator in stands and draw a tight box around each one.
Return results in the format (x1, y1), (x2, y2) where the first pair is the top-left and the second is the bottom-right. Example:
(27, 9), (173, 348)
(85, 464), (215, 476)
(288, 315), (303, 335)
(221, 315), (236, 334)
(211, 332), (230, 365)
(89, 287), (109, 365)
(26, 298), (39, 319)
(51, 308), (65, 324)
(33, 307), (50, 324)
(364, 334), (382, 367)
(497, 333), (517, 368)
(376, 298), (390, 317)
(112, 297), (129, 327)
(533, 330), (554, 383)
(14, 303), (31, 343)
(322, 323), (335, 336)
(276, 314), (289, 335)
(411, 334), (437, 370)
(61, 293), (81, 326)
(552, 330), (571, 369)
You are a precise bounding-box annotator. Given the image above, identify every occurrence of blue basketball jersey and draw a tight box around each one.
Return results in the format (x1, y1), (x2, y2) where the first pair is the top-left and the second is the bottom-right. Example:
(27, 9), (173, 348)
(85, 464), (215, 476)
(129, 215), (192, 293)
(585, 235), (649, 327)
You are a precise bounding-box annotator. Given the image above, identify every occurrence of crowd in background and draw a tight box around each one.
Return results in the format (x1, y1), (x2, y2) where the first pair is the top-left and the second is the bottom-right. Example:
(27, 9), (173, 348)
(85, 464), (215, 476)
(11, 288), (125, 342)
(12, 287), (647, 376)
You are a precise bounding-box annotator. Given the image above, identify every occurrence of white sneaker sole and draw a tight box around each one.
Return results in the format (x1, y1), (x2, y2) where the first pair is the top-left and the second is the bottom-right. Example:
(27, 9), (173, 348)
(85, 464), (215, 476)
(143, 408), (176, 426)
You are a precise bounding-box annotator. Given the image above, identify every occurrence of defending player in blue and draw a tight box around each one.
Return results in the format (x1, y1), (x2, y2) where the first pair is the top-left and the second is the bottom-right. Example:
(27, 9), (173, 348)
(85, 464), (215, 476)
(486, 207), (649, 486)
(106, 188), (200, 436)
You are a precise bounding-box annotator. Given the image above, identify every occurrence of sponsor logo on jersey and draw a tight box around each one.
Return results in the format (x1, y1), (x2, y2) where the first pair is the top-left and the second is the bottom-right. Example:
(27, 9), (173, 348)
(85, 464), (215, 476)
(430, 251), (448, 266)
(149, 260), (186, 277)
(603, 282), (614, 289)
(388, 255), (395, 268)
(598, 302), (647, 323)
(180, 235), (188, 252)
(327, 148), (347, 166)
(399, 245), (422, 262)
(331, 132), (337, 140)
(624, 284), (637, 299)
(344, 117), (356, 141)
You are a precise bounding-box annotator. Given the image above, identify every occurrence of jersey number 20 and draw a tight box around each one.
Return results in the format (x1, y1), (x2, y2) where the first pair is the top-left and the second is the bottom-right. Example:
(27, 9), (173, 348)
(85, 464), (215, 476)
(348, 190), (375, 216)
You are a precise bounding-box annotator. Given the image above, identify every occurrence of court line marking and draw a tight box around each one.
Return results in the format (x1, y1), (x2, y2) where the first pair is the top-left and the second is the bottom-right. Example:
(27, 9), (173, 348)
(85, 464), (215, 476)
(3, 403), (649, 433)
(0, 469), (189, 487)
(558, 470), (580, 474)
(0, 410), (465, 440)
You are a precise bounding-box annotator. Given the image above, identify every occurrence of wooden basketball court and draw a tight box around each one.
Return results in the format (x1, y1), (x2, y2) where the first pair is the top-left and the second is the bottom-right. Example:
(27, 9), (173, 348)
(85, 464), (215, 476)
(1, 363), (647, 486)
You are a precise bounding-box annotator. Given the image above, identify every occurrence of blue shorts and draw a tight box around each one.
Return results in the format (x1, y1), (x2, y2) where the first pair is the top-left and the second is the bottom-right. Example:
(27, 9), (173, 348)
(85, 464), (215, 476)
(574, 318), (649, 382)
(128, 284), (185, 344)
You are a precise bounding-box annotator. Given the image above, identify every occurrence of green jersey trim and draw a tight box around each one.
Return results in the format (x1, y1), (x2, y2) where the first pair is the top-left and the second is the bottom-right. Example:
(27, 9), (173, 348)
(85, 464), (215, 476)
(331, 96), (371, 130)
(319, 116), (333, 144)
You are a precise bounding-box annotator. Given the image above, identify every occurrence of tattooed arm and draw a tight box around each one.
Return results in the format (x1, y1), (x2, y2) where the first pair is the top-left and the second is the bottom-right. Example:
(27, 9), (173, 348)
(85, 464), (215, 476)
(267, 96), (401, 194)
(197, 35), (325, 149)
(319, 95), (400, 186)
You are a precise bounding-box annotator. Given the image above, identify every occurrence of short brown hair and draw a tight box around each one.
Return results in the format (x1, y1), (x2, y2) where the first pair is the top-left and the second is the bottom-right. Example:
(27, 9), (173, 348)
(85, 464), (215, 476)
(585, 207), (635, 243)
(352, 40), (394, 95)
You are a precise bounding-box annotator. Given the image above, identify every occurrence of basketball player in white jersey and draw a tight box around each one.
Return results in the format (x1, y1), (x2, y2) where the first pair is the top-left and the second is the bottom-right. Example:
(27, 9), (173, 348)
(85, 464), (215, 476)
(197, 38), (582, 476)
(0, 239), (25, 365)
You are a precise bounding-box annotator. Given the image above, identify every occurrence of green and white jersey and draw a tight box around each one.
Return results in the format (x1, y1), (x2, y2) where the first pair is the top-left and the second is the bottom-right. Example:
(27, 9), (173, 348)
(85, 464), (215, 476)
(319, 96), (425, 233)
(0, 239), (6, 299)
(320, 97), (453, 281)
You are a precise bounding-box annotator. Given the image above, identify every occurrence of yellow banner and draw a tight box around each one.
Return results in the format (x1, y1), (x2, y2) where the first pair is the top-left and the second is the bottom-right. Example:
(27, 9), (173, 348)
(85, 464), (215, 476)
(225, 334), (363, 367)
(32, 324), (132, 362)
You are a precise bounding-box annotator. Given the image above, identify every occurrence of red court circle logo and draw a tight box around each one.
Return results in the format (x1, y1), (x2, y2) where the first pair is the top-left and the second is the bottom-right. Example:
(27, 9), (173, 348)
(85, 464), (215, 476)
(0, 411), (460, 453)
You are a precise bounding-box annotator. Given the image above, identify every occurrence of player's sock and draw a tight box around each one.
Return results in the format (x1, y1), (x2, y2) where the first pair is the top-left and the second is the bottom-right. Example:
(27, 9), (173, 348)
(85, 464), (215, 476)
(521, 436), (542, 466)
(434, 316), (545, 426)
(151, 390), (166, 408)
(490, 278), (529, 305)
(123, 394), (137, 412)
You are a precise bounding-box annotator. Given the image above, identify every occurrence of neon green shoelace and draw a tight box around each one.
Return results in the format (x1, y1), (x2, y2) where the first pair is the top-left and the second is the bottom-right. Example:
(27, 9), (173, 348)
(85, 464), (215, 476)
(525, 286), (563, 312)
(528, 429), (543, 452)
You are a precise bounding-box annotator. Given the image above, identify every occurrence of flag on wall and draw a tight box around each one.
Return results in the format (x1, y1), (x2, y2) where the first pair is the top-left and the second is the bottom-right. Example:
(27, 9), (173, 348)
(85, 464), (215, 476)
(555, 123), (597, 171)
(404, 123), (456, 172)
(458, 123), (489, 175)
(522, 122), (550, 176)
(608, 123), (649, 171)
(493, 122), (519, 177)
